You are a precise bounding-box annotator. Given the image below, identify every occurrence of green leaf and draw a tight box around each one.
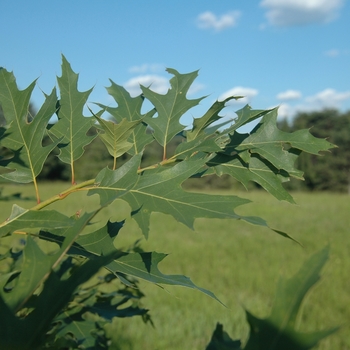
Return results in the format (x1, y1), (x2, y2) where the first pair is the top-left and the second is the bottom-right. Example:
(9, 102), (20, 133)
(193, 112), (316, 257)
(206, 107), (335, 202)
(109, 251), (224, 303)
(225, 108), (335, 176)
(0, 237), (55, 311)
(0, 210), (117, 349)
(94, 114), (141, 167)
(0, 212), (97, 312)
(223, 104), (273, 134)
(53, 313), (109, 349)
(39, 221), (224, 304)
(0, 205), (75, 238)
(187, 96), (241, 142)
(90, 154), (270, 238)
(21, 253), (116, 349)
(207, 153), (295, 203)
(142, 68), (205, 156)
(0, 69), (59, 183)
(75, 220), (124, 255)
(244, 246), (339, 350)
(48, 55), (95, 182)
(173, 97), (246, 160)
(174, 136), (223, 160)
(52, 282), (149, 348)
(90, 153), (141, 207)
(96, 80), (156, 155)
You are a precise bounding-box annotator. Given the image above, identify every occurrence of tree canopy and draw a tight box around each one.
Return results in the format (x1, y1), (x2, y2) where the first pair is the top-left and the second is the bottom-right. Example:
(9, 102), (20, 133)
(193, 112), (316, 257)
(279, 109), (350, 193)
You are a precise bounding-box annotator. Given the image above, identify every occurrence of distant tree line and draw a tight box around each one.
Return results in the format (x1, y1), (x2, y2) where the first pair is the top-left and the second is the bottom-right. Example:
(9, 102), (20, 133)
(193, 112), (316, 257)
(279, 108), (350, 193)
(1, 105), (349, 192)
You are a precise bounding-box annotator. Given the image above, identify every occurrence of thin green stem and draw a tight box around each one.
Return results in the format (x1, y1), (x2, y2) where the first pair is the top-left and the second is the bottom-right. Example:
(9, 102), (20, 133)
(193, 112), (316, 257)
(137, 157), (178, 173)
(33, 177), (41, 204)
(162, 145), (167, 161)
(32, 179), (96, 211)
(71, 161), (76, 184)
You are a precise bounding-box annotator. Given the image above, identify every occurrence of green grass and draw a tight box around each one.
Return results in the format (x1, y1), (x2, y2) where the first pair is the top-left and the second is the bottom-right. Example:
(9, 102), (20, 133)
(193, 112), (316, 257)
(0, 183), (349, 349)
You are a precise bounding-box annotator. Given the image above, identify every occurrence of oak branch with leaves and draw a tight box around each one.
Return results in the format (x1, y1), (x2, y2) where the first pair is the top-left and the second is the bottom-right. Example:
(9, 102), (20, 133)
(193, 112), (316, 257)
(0, 56), (335, 349)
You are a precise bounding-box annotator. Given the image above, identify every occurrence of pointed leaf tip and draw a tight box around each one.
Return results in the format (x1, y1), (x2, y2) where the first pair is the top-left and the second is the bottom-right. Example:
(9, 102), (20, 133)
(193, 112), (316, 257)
(142, 68), (205, 148)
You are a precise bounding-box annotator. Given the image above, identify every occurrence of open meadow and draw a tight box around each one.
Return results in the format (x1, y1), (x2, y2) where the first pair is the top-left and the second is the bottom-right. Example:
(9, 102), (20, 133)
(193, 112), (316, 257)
(0, 182), (349, 349)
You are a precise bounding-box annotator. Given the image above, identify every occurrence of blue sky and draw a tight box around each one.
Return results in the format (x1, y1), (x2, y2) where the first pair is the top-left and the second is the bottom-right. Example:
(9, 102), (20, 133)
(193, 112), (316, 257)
(1, 0), (349, 127)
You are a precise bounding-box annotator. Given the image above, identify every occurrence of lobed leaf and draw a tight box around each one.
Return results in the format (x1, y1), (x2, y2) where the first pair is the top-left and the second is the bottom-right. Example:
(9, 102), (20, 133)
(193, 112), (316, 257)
(0, 204), (75, 238)
(224, 108), (335, 176)
(48, 55), (96, 182)
(24, 253), (117, 349)
(142, 68), (205, 154)
(94, 114), (141, 167)
(0, 237), (56, 311)
(223, 104), (273, 134)
(89, 154), (274, 238)
(174, 136), (222, 160)
(0, 210), (117, 349)
(187, 96), (242, 142)
(0, 212), (97, 311)
(53, 310), (110, 349)
(0, 69), (59, 184)
(206, 153), (295, 203)
(39, 219), (224, 304)
(96, 80), (156, 155)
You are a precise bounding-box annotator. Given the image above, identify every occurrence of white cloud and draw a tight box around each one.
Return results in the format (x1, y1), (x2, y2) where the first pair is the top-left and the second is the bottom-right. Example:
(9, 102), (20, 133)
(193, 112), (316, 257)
(260, 0), (344, 27)
(324, 49), (340, 57)
(128, 63), (164, 74)
(276, 103), (293, 118)
(276, 88), (350, 120)
(218, 87), (259, 104)
(305, 88), (350, 108)
(277, 89), (302, 100)
(187, 82), (206, 96)
(124, 75), (170, 97)
(196, 11), (241, 31)
(123, 74), (205, 97)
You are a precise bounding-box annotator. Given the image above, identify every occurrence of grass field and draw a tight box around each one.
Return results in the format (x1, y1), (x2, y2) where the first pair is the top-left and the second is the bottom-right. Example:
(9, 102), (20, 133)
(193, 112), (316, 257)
(0, 182), (349, 349)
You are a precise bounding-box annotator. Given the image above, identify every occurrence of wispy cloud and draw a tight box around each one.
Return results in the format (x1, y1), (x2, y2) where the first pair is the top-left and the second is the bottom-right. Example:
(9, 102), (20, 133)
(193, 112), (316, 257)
(128, 63), (165, 74)
(305, 88), (350, 108)
(187, 82), (206, 96)
(124, 75), (170, 97)
(124, 74), (205, 97)
(260, 0), (344, 27)
(218, 86), (259, 104)
(277, 88), (350, 120)
(196, 11), (241, 32)
(277, 89), (302, 100)
(324, 49), (340, 57)
(276, 103), (294, 118)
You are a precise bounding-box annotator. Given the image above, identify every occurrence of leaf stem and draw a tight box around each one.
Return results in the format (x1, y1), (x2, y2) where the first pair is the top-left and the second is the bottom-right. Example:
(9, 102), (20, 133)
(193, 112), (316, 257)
(33, 177), (41, 204)
(162, 145), (167, 161)
(32, 179), (96, 211)
(137, 157), (178, 173)
(71, 161), (76, 184)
